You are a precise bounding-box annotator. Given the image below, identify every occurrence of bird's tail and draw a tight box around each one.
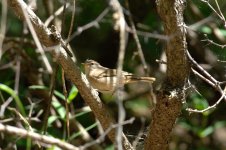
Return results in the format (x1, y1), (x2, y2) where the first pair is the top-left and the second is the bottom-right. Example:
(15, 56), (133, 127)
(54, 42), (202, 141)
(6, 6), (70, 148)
(126, 76), (156, 83)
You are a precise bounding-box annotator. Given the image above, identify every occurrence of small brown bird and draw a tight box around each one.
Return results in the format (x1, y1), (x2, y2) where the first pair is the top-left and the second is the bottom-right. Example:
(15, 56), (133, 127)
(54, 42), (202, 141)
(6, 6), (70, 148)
(83, 59), (156, 93)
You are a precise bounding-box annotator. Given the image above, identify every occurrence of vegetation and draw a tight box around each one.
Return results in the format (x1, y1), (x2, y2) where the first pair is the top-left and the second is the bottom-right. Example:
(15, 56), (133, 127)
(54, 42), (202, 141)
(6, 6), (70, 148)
(0, 0), (226, 150)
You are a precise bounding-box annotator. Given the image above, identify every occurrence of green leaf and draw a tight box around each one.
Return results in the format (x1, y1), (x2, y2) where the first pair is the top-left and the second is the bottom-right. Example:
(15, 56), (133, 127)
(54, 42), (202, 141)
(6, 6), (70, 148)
(48, 115), (59, 126)
(105, 144), (114, 150)
(0, 84), (26, 116)
(68, 85), (78, 103)
(29, 85), (65, 100)
(26, 137), (32, 150)
(74, 111), (91, 118)
(125, 98), (149, 109)
(52, 99), (66, 119)
(191, 94), (209, 109)
(125, 98), (149, 115)
(179, 122), (193, 131)
(219, 29), (226, 37)
(198, 126), (214, 138)
(29, 85), (48, 90)
(54, 90), (65, 100)
(190, 94), (210, 116)
(69, 122), (98, 140)
(214, 121), (226, 128)
(47, 145), (61, 150)
(199, 26), (212, 34)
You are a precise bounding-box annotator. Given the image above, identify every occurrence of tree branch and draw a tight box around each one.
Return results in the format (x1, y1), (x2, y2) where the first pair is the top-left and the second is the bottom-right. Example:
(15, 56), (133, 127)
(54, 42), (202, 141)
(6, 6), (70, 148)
(0, 123), (79, 150)
(144, 0), (190, 149)
(7, 0), (133, 149)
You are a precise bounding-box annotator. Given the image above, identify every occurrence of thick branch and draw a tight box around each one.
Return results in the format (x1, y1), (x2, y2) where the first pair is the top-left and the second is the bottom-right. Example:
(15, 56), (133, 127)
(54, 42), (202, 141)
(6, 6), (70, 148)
(158, 1), (189, 86)
(145, 0), (189, 149)
(7, 0), (133, 149)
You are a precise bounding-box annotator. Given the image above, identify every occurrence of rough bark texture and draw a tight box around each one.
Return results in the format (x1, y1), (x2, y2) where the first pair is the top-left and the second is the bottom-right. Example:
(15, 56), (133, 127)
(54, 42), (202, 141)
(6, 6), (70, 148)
(7, 0), (134, 149)
(144, 0), (189, 150)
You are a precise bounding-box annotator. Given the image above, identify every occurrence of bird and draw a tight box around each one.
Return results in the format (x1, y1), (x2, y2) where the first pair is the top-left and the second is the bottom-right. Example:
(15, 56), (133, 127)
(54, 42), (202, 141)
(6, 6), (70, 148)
(83, 59), (156, 93)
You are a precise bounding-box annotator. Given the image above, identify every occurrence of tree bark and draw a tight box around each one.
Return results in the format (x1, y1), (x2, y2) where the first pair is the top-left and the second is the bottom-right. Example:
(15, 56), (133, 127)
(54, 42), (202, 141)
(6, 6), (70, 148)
(144, 0), (189, 149)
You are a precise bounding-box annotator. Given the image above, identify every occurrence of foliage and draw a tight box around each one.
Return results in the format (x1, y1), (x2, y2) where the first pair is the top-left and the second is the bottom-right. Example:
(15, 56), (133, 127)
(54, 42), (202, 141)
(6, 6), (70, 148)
(1, 0), (226, 149)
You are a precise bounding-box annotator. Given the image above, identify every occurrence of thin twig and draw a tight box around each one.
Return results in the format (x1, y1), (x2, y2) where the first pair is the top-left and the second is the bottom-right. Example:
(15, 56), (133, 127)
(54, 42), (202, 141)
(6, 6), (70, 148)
(201, 34), (226, 49)
(187, 89), (226, 113)
(124, 1), (157, 105)
(0, 0), (7, 60)
(109, 0), (128, 149)
(62, 69), (70, 139)
(66, 0), (76, 46)
(188, 15), (214, 30)
(9, 105), (42, 148)
(126, 26), (169, 41)
(0, 56), (21, 117)
(44, 3), (70, 26)
(60, 0), (75, 139)
(132, 118), (145, 148)
(42, 64), (58, 134)
(201, 0), (225, 21)
(8, 106), (42, 147)
(0, 123), (79, 150)
(125, 0), (148, 73)
(14, 56), (20, 99)
(191, 68), (215, 88)
(188, 50), (226, 100)
(214, 0), (226, 22)
(80, 118), (135, 150)
(187, 50), (218, 86)
(69, 7), (110, 42)
(21, 1), (52, 73)
(61, 0), (68, 36)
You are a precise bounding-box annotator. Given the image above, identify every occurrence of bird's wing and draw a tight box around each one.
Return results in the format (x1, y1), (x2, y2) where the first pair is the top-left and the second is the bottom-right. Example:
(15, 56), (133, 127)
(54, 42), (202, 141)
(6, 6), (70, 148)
(97, 69), (132, 78)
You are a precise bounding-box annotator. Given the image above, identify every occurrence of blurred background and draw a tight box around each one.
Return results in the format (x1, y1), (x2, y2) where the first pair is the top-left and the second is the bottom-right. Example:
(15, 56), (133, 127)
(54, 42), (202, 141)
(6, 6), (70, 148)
(1, 0), (226, 149)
